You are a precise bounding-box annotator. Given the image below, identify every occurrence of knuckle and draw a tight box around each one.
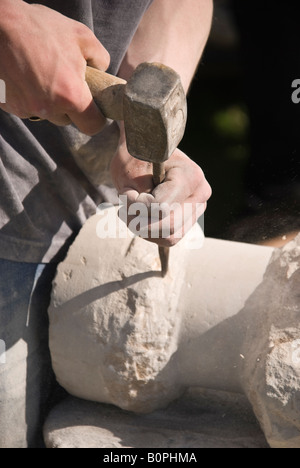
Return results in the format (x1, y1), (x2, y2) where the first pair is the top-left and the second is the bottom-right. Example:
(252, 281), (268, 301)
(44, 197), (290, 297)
(206, 180), (213, 198)
(75, 22), (94, 40)
(52, 79), (83, 113)
(194, 163), (205, 180)
(203, 182), (212, 201)
(101, 49), (111, 70)
(76, 23), (110, 70)
(192, 165), (212, 202)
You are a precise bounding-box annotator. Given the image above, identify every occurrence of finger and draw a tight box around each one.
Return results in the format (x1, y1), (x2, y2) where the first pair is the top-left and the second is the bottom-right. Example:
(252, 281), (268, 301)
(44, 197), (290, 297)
(80, 27), (110, 71)
(151, 166), (195, 205)
(67, 81), (107, 135)
(86, 49), (110, 72)
(145, 199), (206, 243)
(120, 189), (155, 207)
(121, 196), (206, 245)
(152, 168), (212, 207)
(146, 213), (204, 248)
(46, 114), (72, 126)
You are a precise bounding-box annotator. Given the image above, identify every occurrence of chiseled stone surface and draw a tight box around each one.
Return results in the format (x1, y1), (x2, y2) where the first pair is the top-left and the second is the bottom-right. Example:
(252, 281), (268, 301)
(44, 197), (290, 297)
(240, 234), (300, 448)
(47, 207), (300, 448)
(48, 209), (190, 413)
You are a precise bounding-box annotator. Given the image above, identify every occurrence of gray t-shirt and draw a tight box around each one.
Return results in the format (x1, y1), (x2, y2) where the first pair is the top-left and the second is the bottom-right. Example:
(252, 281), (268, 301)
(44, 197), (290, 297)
(0, 0), (153, 263)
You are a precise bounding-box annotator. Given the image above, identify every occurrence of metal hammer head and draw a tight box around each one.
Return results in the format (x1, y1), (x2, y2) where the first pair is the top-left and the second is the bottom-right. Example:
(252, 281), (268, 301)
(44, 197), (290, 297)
(123, 62), (187, 164)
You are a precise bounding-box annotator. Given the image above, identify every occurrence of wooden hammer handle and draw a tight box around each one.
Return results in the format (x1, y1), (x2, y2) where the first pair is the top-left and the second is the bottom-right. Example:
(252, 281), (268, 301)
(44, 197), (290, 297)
(86, 67), (170, 278)
(85, 66), (126, 121)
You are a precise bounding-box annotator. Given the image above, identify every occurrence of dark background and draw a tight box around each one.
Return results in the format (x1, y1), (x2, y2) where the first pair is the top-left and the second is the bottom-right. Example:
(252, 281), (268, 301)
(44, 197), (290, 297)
(179, 0), (300, 243)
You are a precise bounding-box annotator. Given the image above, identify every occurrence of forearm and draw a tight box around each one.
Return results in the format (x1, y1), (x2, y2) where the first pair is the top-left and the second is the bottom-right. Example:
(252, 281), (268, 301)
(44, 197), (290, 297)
(114, 0), (213, 186)
(118, 0), (213, 93)
(111, 1), (212, 246)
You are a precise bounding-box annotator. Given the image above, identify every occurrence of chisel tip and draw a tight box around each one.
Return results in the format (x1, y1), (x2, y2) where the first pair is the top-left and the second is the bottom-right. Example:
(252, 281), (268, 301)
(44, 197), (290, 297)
(159, 246), (169, 277)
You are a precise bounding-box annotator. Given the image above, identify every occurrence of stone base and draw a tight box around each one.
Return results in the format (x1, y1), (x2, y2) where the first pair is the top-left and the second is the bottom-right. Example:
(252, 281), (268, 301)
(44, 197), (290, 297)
(43, 388), (268, 448)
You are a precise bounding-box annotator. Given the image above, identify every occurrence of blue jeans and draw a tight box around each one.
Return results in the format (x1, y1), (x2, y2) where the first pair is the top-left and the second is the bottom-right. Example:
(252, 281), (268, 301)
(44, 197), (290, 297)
(0, 259), (59, 447)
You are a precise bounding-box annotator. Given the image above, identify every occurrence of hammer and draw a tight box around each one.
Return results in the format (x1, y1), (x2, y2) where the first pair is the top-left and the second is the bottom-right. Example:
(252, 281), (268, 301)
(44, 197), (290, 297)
(85, 63), (187, 276)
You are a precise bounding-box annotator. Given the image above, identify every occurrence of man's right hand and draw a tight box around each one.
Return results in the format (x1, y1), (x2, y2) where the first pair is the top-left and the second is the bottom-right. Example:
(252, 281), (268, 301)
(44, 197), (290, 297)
(0, 0), (110, 135)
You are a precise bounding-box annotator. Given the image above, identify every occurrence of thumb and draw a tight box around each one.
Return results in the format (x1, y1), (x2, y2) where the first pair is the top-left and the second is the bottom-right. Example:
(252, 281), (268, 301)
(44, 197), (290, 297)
(82, 33), (110, 72)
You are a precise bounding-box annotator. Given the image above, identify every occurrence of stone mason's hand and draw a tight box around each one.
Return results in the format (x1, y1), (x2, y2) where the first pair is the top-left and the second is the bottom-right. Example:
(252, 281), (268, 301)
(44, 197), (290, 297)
(110, 140), (212, 247)
(0, 0), (109, 135)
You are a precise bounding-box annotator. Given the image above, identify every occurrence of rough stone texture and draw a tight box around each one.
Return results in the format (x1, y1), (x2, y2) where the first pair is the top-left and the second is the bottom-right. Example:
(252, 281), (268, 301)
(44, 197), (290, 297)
(47, 207), (300, 448)
(48, 209), (191, 413)
(240, 234), (300, 448)
(43, 389), (269, 449)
